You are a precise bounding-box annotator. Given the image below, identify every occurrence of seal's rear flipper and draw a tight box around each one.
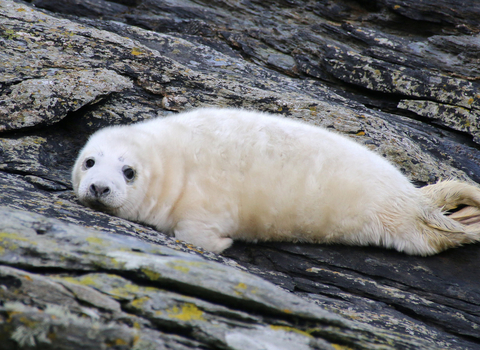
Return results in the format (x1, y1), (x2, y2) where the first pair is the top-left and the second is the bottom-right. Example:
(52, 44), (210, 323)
(420, 180), (480, 210)
(448, 206), (480, 226)
(414, 180), (480, 255)
(412, 209), (479, 255)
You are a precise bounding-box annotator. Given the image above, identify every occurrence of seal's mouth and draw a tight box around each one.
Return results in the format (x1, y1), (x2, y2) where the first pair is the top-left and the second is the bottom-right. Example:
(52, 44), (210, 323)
(83, 199), (114, 213)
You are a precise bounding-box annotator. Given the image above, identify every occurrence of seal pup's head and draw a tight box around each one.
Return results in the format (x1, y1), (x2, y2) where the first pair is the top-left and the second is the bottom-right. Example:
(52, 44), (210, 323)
(72, 125), (151, 219)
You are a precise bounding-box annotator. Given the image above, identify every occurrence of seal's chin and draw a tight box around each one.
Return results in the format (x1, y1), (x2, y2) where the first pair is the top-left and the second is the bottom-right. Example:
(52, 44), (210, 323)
(82, 199), (116, 214)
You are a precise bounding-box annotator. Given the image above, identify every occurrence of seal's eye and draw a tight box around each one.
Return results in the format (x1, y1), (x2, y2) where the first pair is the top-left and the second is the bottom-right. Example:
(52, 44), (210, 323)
(123, 166), (135, 181)
(85, 158), (95, 169)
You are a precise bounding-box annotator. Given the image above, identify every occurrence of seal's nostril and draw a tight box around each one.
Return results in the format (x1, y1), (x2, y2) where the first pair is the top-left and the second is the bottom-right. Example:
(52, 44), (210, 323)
(90, 184), (110, 198)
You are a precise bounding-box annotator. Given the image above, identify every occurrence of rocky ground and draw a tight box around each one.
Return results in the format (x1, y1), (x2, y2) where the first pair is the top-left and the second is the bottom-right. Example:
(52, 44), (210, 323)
(1, 0), (480, 348)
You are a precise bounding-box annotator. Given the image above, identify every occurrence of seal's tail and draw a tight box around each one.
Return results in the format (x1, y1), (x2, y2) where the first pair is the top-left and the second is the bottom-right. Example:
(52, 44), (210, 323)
(415, 180), (480, 255)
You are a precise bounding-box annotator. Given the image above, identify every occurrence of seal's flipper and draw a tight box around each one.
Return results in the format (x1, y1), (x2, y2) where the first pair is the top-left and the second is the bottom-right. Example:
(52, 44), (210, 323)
(414, 181), (480, 255)
(448, 206), (480, 225)
(420, 180), (480, 211)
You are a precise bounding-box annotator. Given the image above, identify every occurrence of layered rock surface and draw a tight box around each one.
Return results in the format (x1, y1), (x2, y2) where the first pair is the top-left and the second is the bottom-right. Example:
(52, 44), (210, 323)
(1, 0), (480, 348)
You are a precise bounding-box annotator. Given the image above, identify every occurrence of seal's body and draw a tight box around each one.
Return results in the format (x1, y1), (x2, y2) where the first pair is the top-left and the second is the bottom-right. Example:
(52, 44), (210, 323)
(72, 108), (480, 255)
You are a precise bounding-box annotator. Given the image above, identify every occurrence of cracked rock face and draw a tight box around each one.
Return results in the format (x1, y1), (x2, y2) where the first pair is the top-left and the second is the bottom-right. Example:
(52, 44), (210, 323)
(1, 0), (480, 349)
(1, 68), (132, 131)
(0, 207), (431, 350)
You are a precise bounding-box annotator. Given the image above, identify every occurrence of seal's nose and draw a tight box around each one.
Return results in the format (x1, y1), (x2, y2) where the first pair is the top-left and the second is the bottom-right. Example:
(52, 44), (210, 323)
(90, 183), (110, 198)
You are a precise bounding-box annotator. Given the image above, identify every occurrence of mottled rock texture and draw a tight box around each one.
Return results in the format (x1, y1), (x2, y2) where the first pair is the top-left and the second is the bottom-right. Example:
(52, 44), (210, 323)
(1, 0), (480, 348)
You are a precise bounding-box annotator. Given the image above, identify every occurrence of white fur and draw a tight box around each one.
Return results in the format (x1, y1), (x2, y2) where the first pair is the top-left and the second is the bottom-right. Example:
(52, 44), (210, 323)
(72, 108), (480, 255)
